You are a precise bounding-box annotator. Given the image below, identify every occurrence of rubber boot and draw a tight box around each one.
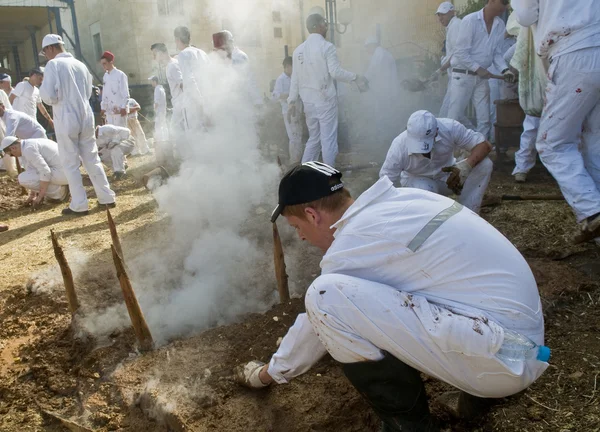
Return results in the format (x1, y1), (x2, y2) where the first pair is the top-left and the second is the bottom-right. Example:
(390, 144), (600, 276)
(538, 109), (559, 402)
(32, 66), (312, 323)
(343, 352), (439, 432)
(434, 390), (495, 421)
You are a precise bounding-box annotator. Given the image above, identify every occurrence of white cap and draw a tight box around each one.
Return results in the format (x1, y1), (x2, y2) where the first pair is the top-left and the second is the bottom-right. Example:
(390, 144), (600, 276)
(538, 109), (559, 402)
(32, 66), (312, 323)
(364, 36), (379, 47)
(405, 110), (438, 154)
(39, 34), (65, 55)
(1, 136), (19, 152)
(436, 2), (455, 14)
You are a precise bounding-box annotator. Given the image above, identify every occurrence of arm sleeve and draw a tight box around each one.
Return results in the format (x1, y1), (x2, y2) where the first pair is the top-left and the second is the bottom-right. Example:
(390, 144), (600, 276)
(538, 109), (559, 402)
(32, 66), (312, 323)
(287, 59), (300, 104)
(119, 72), (130, 109)
(272, 76), (284, 100)
(100, 76), (107, 111)
(11, 82), (24, 98)
(4, 115), (16, 136)
(452, 18), (481, 72)
(154, 88), (159, 104)
(23, 146), (52, 182)
(504, 43), (517, 65)
(168, 62), (183, 86)
(445, 22), (461, 64)
(325, 43), (357, 83)
(179, 53), (203, 101)
(379, 138), (406, 184)
(452, 120), (486, 151)
(39, 63), (59, 106)
(267, 313), (328, 384)
(511, 0), (539, 27)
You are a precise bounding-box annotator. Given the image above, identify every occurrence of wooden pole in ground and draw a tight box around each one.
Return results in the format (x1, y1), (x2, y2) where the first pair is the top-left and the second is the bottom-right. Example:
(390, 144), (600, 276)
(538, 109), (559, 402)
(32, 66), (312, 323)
(110, 244), (154, 351)
(106, 208), (123, 259)
(14, 157), (28, 196)
(50, 230), (80, 314)
(272, 222), (290, 303)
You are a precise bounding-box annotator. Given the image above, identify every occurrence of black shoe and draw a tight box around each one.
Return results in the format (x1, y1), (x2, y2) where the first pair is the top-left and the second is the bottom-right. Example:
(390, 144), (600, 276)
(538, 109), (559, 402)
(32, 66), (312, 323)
(113, 171), (126, 181)
(343, 353), (439, 432)
(434, 390), (496, 421)
(97, 201), (116, 209)
(62, 208), (89, 216)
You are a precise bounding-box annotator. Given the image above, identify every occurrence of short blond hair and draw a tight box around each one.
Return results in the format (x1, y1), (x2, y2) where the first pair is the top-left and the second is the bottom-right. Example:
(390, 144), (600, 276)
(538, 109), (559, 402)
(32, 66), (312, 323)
(282, 178), (352, 220)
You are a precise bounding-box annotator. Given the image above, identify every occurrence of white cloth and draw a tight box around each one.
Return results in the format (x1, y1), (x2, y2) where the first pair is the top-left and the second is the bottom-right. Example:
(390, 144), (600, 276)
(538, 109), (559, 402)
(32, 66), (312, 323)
(511, 0), (600, 60)
(513, 115), (539, 175)
(40, 52), (115, 211)
(18, 138), (68, 199)
(10, 81), (41, 118)
(380, 118), (491, 212)
(178, 46), (210, 130)
(1, 109), (46, 139)
(535, 46), (600, 222)
(268, 177), (547, 397)
(364, 46), (399, 98)
(153, 85), (168, 143)
(127, 98), (140, 119)
(97, 124), (133, 173)
(102, 67), (130, 127)
(273, 72), (303, 163)
(0, 87), (12, 109)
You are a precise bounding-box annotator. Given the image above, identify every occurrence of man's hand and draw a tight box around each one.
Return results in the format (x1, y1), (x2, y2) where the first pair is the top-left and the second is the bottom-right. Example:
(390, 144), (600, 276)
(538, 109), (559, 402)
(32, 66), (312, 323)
(120, 108), (127, 117)
(442, 159), (473, 195)
(47, 118), (54, 129)
(235, 360), (271, 389)
(355, 75), (369, 92)
(475, 68), (491, 79)
(503, 68), (517, 84)
(287, 103), (297, 123)
(25, 191), (37, 204)
(31, 194), (45, 211)
(100, 110), (106, 118)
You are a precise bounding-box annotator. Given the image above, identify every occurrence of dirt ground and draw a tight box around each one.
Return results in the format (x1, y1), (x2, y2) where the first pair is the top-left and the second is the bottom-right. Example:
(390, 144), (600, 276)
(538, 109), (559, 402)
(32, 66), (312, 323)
(1, 149), (599, 432)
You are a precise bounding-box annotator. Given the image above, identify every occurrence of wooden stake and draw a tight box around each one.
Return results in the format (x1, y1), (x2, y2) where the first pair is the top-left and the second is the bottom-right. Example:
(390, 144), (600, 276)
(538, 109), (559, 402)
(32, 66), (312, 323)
(50, 230), (80, 314)
(106, 208), (123, 259)
(15, 157), (28, 196)
(110, 244), (154, 351)
(272, 222), (290, 303)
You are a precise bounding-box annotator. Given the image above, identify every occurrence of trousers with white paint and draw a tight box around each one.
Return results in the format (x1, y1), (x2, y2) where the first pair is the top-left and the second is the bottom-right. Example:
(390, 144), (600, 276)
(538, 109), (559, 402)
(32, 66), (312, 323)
(284, 111), (304, 164)
(447, 73), (491, 140)
(18, 168), (68, 200)
(302, 101), (339, 166)
(440, 75), (475, 130)
(401, 158), (493, 213)
(513, 115), (540, 175)
(536, 46), (600, 222)
(304, 274), (547, 398)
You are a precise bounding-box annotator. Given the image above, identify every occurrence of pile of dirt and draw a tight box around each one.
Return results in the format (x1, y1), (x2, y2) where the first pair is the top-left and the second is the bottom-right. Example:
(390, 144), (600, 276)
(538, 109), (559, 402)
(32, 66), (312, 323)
(0, 175), (28, 211)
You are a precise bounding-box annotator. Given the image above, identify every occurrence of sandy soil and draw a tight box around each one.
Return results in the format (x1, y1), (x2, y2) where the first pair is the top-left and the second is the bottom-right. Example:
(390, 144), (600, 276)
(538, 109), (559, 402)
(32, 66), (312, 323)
(0, 151), (599, 432)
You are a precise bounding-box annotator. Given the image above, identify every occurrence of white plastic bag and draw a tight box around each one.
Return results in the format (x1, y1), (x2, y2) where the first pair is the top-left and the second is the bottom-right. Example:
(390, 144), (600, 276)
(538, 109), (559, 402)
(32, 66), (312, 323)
(511, 27), (547, 117)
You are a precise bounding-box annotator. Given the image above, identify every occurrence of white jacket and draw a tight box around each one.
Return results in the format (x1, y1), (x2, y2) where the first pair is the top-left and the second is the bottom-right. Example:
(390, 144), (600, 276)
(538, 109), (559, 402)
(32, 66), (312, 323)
(11, 81), (40, 118)
(178, 46), (210, 104)
(20, 138), (62, 181)
(512, 0), (600, 59)
(101, 67), (130, 114)
(288, 33), (356, 107)
(1, 108), (46, 139)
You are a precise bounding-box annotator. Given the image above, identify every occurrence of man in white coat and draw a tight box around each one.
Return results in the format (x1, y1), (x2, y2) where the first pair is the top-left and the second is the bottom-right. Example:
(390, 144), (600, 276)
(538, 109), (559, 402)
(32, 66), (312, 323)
(237, 161), (547, 431)
(448, 0), (514, 140)
(0, 101), (46, 139)
(1, 136), (68, 205)
(272, 57), (303, 164)
(40, 34), (116, 216)
(10, 69), (53, 128)
(288, 14), (367, 167)
(512, 0), (600, 243)
(380, 110), (493, 213)
(100, 51), (130, 127)
(96, 124), (134, 180)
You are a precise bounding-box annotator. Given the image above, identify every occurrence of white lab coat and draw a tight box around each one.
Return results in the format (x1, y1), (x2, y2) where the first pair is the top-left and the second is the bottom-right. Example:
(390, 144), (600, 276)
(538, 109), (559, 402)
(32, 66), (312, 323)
(153, 85), (169, 143)
(18, 138), (68, 200)
(448, 9), (508, 140)
(273, 72), (303, 163)
(96, 124), (134, 173)
(1, 109), (46, 139)
(10, 81), (41, 118)
(40, 52), (115, 211)
(178, 46), (210, 130)
(268, 177), (547, 398)
(101, 67), (130, 127)
(288, 33), (357, 166)
(380, 118), (492, 213)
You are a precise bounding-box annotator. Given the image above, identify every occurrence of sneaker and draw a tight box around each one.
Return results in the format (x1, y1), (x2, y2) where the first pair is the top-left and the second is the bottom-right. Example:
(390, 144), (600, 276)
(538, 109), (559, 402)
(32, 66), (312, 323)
(514, 173), (527, 183)
(97, 201), (116, 209)
(573, 213), (600, 245)
(61, 208), (89, 216)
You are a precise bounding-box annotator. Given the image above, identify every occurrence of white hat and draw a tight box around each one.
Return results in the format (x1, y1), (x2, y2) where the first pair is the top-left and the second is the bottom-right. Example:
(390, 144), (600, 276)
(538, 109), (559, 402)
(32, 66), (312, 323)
(39, 34), (65, 55)
(364, 36), (379, 47)
(436, 2), (455, 14)
(1, 136), (19, 152)
(405, 110), (438, 154)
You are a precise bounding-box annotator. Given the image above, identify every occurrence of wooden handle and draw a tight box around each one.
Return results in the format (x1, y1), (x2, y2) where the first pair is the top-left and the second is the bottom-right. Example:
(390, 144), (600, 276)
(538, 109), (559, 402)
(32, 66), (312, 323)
(501, 194), (565, 201)
(50, 230), (80, 314)
(273, 223), (290, 303)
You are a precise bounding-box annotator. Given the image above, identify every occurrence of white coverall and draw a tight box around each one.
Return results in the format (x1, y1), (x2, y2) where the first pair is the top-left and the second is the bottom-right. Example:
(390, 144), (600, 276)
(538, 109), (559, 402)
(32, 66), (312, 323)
(126, 98), (150, 155)
(2, 109), (46, 139)
(379, 118), (493, 213)
(273, 72), (303, 163)
(96, 125), (134, 173)
(513, 0), (600, 222)
(40, 52), (115, 212)
(11, 81), (41, 119)
(289, 33), (357, 166)
(449, 9), (508, 140)
(439, 16), (467, 121)
(153, 85), (169, 143)
(18, 138), (68, 200)
(178, 46), (210, 131)
(101, 67), (130, 127)
(268, 177), (547, 398)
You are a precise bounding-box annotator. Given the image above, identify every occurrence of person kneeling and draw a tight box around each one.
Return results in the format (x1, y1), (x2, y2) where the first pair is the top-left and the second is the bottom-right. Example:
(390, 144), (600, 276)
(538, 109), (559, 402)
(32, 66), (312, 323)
(96, 125), (135, 180)
(1, 136), (68, 206)
(380, 110), (493, 213)
(237, 162), (547, 432)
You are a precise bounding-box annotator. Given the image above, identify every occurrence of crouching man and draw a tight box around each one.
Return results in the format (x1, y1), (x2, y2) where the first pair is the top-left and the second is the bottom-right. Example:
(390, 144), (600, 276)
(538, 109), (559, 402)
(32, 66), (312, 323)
(1, 136), (68, 205)
(380, 110), (493, 213)
(96, 125), (134, 180)
(237, 161), (547, 431)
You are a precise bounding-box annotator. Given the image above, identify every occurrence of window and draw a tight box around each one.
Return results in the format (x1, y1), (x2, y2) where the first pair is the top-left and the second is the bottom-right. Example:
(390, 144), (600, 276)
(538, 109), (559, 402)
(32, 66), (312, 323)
(92, 33), (103, 61)
(272, 11), (282, 22)
(273, 27), (283, 38)
(158, 0), (184, 15)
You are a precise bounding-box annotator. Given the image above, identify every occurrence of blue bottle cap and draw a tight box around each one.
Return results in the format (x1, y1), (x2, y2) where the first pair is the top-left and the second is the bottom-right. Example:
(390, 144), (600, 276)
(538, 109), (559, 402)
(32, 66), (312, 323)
(537, 346), (551, 362)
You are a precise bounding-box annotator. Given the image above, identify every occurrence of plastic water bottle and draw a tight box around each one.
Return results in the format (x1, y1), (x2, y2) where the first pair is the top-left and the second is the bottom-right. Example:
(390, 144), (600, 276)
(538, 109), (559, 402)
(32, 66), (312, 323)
(495, 329), (551, 362)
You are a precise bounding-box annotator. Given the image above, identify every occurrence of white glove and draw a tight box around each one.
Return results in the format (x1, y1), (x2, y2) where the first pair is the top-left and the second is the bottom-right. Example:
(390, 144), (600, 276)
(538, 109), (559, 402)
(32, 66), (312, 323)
(235, 360), (270, 389)
(442, 159), (472, 194)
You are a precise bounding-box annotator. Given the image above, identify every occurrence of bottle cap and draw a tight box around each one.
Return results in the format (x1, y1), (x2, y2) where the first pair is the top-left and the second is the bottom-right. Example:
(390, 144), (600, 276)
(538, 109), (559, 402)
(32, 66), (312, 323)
(537, 346), (551, 362)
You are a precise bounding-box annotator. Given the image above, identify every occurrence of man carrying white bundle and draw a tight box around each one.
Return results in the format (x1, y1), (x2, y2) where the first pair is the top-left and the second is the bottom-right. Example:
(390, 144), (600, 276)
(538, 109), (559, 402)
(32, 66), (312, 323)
(96, 124), (134, 180)
(1, 136), (68, 206)
(380, 110), (493, 213)
(237, 161), (547, 431)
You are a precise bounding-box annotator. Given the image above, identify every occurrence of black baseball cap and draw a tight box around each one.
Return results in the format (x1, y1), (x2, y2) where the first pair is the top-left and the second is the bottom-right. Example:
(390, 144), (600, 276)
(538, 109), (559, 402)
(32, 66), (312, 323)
(270, 161), (343, 223)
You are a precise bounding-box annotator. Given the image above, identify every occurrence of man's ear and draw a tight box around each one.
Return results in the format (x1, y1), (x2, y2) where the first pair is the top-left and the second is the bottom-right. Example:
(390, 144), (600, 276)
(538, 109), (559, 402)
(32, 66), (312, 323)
(304, 207), (321, 226)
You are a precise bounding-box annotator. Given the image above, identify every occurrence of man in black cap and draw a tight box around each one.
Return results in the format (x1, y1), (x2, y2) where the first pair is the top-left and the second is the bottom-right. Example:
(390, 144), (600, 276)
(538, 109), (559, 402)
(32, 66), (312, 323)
(237, 162), (547, 431)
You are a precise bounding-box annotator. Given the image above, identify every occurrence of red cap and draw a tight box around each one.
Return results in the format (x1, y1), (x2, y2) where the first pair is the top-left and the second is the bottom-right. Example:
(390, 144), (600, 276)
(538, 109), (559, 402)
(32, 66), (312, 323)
(101, 51), (115, 62)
